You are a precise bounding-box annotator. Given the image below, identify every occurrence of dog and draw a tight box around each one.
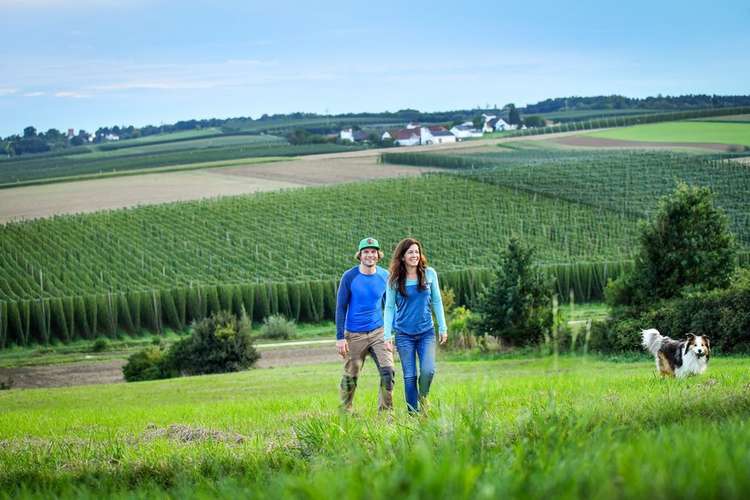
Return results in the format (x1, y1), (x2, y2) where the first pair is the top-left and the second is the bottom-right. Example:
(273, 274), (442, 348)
(641, 328), (710, 378)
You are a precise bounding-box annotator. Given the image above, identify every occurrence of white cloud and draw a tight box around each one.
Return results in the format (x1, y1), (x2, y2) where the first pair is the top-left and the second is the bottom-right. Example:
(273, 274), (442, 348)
(0, 88), (18, 96)
(0, 0), (134, 8)
(55, 91), (89, 98)
(22, 91), (46, 97)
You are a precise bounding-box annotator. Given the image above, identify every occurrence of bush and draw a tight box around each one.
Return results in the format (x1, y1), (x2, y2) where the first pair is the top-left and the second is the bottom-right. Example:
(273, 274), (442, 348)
(122, 346), (170, 382)
(608, 183), (736, 310)
(122, 310), (259, 382)
(445, 306), (478, 350)
(165, 310), (259, 375)
(592, 277), (750, 353)
(259, 314), (297, 340)
(91, 338), (109, 352)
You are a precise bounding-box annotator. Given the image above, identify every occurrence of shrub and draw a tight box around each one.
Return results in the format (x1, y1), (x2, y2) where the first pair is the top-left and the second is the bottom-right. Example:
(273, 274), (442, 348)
(608, 183), (736, 310)
(165, 310), (259, 376)
(473, 237), (554, 346)
(259, 314), (297, 340)
(122, 346), (170, 382)
(91, 338), (109, 352)
(592, 277), (750, 353)
(446, 306), (478, 350)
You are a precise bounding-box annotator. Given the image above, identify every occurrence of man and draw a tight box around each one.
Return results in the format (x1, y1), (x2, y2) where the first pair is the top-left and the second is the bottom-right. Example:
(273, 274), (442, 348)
(336, 237), (394, 412)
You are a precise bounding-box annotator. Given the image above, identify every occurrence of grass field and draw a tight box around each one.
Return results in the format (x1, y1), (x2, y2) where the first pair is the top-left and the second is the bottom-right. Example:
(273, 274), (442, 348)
(586, 121), (750, 146)
(1, 355), (749, 498)
(691, 114), (750, 123)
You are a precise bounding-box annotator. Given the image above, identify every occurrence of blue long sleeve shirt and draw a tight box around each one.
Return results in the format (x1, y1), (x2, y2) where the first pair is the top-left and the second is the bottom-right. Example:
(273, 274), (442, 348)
(335, 266), (389, 340)
(384, 267), (447, 340)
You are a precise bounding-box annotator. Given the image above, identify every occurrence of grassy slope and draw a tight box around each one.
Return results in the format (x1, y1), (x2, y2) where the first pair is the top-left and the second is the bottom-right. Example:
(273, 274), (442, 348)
(586, 121), (750, 146)
(1, 356), (749, 498)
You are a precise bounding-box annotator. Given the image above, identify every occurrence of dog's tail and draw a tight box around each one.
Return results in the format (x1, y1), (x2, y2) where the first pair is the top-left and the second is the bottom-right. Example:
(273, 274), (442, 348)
(641, 328), (663, 355)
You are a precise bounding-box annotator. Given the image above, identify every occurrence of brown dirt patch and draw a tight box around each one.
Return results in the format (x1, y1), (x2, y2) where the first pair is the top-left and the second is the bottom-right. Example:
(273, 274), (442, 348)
(0, 343), (338, 390)
(551, 135), (748, 152)
(0, 360), (127, 389)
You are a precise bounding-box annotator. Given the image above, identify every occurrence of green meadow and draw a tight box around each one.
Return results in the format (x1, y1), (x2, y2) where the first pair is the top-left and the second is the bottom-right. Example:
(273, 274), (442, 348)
(1, 355), (749, 498)
(587, 121), (750, 146)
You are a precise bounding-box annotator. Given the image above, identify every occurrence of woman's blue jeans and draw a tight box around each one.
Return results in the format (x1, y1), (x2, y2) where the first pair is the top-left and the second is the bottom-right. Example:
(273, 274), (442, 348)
(395, 328), (436, 412)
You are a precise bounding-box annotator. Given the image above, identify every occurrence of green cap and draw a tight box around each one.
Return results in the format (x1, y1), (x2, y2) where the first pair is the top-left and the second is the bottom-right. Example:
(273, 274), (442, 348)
(358, 237), (380, 251)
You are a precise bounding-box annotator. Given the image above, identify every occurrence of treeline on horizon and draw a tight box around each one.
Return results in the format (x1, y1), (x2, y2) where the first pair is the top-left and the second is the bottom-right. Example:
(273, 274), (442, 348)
(3, 93), (750, 157)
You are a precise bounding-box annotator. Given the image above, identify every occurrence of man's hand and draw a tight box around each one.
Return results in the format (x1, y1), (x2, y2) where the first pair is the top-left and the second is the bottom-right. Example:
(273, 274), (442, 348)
(337, 339), (349, 358)
(384, 340), (393, 353)
(439, 333), (448, 345)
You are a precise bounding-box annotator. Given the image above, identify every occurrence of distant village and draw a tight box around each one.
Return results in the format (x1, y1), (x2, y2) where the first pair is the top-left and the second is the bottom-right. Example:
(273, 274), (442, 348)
(339, 114), (525, 147)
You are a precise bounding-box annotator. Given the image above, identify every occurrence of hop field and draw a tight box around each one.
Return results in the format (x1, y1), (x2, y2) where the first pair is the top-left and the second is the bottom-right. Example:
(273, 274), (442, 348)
(1, 355), (749, 498)
(0, 174), (639, 346)
(382, 150), (750, 246)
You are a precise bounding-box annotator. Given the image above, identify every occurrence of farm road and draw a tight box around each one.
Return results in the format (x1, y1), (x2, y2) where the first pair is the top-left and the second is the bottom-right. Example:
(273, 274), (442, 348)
(0, 341), (339, 390)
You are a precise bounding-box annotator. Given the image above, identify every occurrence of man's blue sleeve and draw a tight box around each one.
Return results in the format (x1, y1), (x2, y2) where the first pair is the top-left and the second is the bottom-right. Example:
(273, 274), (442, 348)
(335, 270), (352, 340)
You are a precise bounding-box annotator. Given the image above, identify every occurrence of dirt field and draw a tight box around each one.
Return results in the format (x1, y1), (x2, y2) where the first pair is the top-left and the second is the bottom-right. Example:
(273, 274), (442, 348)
(551, 135), (747, 152)
(0, 342), (339, 390)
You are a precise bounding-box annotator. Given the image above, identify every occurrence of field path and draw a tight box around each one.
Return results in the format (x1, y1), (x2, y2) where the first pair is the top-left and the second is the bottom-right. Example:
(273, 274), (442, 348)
(0, 133), (577, 224)
(0, 341), (339, 390)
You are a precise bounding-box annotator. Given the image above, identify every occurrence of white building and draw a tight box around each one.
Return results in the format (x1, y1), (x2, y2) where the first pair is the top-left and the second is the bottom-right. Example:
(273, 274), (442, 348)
(420, 126), (456, 145)
(340, 128), (369, 142)
(450, 122), (483, 140)
(391, 128), (421, 146)
(494, 118), (517, 132)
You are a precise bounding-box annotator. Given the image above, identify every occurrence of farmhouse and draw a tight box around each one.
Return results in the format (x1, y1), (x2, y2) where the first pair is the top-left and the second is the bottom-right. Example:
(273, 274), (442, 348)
(481, 114), (497, 133)
(421, 126), (457, 145)
(390, 128), (422, 146)
(339, 128), (369, 142)
(450, 122), (483, 140)
(494, 118), (517, 131)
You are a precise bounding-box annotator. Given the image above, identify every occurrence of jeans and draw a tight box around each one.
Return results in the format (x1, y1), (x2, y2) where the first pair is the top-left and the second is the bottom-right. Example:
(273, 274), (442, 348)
(395, 328), (436, 412)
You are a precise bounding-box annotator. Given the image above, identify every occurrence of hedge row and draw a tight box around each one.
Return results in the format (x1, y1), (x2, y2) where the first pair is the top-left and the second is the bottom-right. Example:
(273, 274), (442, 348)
(591, 276), (750, 353)
(0, 261), (636, 348)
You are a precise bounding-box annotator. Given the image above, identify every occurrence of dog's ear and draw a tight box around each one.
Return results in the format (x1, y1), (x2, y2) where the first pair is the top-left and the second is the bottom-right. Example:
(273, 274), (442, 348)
(684, 334), (695, 355)
(704, 336), (711, 359)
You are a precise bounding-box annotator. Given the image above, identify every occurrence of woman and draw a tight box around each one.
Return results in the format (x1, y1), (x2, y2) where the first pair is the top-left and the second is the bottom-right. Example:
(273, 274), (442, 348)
(384, 238), (447, 413)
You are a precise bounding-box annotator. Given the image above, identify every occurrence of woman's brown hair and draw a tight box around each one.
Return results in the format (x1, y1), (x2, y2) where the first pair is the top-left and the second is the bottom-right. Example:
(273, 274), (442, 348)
(388, 238), (428, 296)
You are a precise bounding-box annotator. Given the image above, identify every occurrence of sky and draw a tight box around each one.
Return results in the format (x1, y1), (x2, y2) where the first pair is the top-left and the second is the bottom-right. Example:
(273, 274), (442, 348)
(1, 0), (748, 137)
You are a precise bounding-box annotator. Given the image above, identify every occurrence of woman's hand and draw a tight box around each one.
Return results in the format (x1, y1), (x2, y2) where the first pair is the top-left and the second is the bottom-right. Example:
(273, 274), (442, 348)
(439, 333), (448, 345)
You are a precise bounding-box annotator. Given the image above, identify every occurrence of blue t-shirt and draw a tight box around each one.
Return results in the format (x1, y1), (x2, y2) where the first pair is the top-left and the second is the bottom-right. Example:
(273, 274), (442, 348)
(335, 266), (389, 340)
(384, 267), (447, 340)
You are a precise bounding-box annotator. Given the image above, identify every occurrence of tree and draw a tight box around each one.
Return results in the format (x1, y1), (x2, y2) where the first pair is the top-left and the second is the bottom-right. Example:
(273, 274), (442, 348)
(474, 238), (554, 345)
(507, 104), (521, 125)
(523, 116), (546, 128)
(23, 126), (37, 138)
(607, 183), (736, 309)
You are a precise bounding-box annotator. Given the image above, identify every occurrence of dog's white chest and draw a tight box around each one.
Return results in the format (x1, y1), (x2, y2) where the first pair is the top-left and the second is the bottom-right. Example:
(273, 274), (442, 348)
(676, 352), (707, 378)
